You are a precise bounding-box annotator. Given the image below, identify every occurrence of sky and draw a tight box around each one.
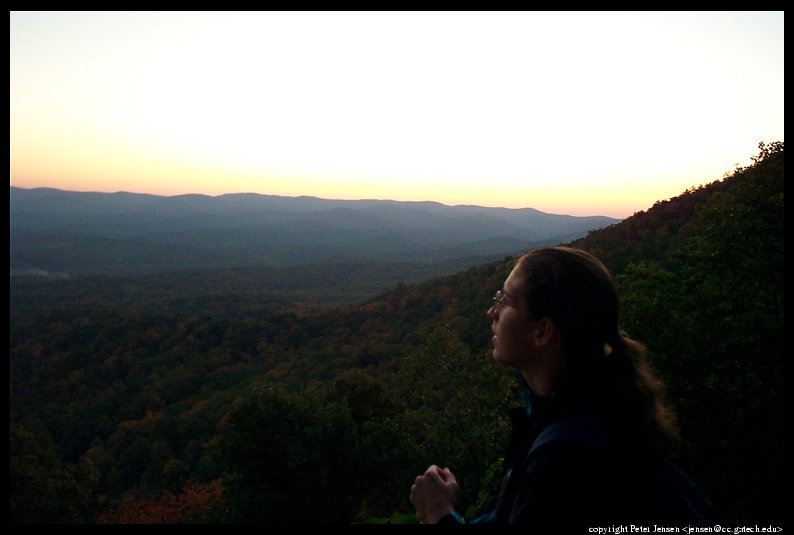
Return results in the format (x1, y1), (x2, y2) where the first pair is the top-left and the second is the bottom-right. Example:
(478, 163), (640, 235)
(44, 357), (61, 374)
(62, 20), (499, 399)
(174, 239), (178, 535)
(9, 11), (784, 218)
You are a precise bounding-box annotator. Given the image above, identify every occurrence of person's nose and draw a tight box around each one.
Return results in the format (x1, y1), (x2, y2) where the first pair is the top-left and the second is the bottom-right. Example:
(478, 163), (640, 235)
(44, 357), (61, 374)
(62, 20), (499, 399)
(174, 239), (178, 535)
(487, 303), (498, 321)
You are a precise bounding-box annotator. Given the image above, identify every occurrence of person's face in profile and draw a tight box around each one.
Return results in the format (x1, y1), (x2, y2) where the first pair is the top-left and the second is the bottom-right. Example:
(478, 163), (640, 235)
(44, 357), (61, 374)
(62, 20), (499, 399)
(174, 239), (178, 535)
(488, 267), (536, 370)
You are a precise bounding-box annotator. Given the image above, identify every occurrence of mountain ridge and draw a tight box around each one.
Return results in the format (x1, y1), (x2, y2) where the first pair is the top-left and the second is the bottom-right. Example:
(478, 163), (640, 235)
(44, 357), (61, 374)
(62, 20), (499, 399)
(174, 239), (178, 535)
(10, 186), (619, 276)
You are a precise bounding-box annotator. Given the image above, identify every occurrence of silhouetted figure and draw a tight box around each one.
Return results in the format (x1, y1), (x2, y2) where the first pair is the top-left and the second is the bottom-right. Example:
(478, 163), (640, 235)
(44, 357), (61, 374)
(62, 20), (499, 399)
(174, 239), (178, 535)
(410, 246), (713, 526)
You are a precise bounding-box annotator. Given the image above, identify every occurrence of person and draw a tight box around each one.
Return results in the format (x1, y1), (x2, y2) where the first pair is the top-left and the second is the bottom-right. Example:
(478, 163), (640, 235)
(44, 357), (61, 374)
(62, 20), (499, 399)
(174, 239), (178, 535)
(409, 246), (712, 526)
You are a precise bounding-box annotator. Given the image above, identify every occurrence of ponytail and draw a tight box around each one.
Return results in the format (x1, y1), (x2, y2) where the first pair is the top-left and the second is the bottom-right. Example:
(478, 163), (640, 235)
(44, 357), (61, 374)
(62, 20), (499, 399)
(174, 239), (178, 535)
(586, 331), (680, 458)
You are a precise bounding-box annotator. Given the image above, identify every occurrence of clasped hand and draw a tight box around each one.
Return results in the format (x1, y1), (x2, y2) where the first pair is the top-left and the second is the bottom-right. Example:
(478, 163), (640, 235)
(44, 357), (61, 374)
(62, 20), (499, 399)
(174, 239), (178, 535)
(409, 465), (459, 524)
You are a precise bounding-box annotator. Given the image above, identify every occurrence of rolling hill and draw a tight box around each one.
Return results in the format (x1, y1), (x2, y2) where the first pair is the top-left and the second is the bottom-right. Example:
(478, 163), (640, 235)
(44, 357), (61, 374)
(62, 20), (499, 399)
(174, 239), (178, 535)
(10, 188), (619, 277)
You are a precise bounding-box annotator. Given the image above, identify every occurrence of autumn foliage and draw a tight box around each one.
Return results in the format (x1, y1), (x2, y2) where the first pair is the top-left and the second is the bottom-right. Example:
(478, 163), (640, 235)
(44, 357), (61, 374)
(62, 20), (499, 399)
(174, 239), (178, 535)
(98, 479), (224, 524)
(9, 142), (783, 523)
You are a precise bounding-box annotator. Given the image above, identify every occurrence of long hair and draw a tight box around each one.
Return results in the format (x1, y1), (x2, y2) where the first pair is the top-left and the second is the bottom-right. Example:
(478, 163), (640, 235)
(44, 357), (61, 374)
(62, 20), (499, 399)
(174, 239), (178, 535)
(513, 247), (679, 457)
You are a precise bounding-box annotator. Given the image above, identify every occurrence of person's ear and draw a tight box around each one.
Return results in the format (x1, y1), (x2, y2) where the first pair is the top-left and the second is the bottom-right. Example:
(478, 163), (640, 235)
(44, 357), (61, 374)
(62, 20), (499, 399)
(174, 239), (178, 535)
(531, 316), (557, 347)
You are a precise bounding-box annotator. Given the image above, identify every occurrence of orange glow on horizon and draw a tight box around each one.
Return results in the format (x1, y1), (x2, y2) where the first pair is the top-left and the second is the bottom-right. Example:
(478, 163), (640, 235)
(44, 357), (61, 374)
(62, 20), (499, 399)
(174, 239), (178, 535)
(10, 158), (706, 220)
(10, 11), (782, 221)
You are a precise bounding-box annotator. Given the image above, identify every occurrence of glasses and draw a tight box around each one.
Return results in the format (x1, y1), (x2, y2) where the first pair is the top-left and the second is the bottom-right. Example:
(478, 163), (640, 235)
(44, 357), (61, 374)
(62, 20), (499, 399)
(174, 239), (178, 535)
(491, 289), (525, 314)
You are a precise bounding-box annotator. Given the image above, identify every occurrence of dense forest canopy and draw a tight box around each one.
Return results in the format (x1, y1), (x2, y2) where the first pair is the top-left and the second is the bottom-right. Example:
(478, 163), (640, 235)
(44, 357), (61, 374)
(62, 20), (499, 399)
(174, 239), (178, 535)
(10, 142), (783, 524)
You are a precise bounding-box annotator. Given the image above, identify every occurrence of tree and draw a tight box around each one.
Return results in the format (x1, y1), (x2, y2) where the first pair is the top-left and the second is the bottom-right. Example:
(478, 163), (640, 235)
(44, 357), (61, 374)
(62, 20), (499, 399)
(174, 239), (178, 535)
(98, 479), (224, 524)
(10, 424), (100, 523)
(397, 327), (515, 513)
(670, 142), (784, 523)
(333, 368), (401, 427)
(331, 369), (413, 517)
(218, 384), (362, 523)
(615, 142), (784, 523)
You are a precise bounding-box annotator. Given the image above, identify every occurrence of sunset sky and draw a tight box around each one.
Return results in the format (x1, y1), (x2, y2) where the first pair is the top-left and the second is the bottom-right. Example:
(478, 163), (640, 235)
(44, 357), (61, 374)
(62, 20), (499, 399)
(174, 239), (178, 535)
(10, 11), (784, 218)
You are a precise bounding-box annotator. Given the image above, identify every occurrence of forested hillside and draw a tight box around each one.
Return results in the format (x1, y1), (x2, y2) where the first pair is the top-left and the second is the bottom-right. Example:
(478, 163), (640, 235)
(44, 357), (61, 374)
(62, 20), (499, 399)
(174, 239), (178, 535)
(10, 142), (783, 524)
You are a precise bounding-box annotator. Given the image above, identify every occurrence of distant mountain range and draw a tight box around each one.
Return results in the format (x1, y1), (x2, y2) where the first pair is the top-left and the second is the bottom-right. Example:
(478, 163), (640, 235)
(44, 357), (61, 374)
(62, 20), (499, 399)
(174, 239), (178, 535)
(10, 187), (620, 277)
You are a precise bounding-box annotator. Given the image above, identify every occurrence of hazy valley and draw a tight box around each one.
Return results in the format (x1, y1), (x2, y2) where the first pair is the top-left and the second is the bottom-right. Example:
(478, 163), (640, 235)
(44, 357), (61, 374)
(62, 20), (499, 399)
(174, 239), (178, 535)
(10, 187), (619, 311)
(10, 187), (618, 275)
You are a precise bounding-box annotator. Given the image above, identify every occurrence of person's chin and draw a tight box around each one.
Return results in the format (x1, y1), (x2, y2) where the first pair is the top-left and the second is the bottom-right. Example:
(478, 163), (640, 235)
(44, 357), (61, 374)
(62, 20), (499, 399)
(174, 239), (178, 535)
(491, 347), (506, 365)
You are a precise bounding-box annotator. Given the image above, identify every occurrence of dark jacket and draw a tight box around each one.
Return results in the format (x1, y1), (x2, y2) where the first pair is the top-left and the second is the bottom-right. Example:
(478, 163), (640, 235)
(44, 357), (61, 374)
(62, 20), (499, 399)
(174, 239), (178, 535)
(441, 388), (704, 526)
